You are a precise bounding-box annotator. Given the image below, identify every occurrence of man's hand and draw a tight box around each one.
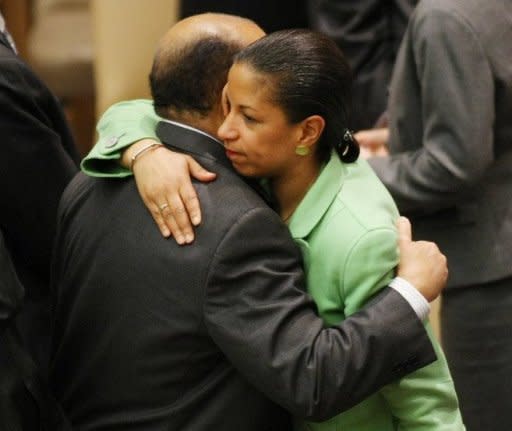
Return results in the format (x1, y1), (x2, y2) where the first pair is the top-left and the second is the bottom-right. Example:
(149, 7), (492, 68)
(124, 139), (216, 243)
(396, 217), (448, 302)
(355, 128), (390, 159)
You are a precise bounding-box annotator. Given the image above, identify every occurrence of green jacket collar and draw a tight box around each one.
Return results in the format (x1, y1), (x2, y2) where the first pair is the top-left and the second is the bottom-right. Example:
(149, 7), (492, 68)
(288, 154), (346, 239)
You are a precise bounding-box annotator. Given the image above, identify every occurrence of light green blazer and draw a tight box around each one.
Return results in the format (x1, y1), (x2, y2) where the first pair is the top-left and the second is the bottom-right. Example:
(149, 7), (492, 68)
(84, 99), (465, 430)
(288, 155), (464, 431)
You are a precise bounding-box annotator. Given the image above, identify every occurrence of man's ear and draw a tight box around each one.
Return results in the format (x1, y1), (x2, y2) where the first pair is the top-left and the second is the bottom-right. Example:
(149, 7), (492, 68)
(297, 115), (325, 149)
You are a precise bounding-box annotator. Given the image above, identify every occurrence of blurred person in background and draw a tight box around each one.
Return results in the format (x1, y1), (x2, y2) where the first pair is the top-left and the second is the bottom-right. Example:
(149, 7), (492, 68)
(356, 0), (512, 429)
(0, 8), (78, 430)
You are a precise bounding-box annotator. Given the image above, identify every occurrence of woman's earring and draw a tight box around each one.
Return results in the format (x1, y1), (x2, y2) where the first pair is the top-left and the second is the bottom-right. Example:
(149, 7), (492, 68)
(295, 145), (310, 156)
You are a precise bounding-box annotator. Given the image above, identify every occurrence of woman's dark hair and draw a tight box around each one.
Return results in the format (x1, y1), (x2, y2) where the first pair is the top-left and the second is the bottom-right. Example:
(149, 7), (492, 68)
(234, 29), (359, 163)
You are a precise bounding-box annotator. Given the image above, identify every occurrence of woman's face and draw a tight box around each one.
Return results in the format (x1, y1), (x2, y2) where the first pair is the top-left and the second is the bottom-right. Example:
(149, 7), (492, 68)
(217, 63), (304, 179)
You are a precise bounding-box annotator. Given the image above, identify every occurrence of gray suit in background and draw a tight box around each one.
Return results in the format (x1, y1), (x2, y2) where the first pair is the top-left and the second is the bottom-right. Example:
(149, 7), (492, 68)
(368, 0), (512, 429)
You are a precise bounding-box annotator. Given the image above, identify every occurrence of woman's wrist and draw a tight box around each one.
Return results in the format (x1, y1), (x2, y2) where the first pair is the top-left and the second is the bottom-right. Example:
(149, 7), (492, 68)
(121, 139), (162, 170)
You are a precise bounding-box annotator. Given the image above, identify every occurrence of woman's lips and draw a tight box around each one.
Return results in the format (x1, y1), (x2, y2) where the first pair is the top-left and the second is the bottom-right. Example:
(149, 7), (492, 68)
(225, 149), (241, 159)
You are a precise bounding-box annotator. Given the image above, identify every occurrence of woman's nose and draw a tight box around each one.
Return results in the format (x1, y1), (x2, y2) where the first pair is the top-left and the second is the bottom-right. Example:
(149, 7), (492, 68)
(218, 116), (237, 140)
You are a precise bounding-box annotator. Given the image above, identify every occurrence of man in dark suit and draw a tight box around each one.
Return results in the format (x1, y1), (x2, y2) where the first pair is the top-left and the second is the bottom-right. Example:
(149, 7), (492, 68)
(0, 11), (79, 430)
(50, 14), (445, 430)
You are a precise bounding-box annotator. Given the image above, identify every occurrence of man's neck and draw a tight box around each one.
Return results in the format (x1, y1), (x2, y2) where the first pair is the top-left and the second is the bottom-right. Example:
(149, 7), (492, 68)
(161, 118), (223, 145)
(168, 111), (222, 141)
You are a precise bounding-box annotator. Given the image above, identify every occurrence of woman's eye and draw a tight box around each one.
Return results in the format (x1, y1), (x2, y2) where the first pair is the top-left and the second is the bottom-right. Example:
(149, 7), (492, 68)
(243, 113), (256, 123)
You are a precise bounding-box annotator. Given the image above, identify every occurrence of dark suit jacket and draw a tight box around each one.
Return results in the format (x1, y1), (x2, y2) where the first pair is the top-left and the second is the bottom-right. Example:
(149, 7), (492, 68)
(0, 229), (39, 430)
(0, 31), (79, 368)
(50, 120), (435, 430)
(0, 230), (24, 334)
(0, 31), (78, 431)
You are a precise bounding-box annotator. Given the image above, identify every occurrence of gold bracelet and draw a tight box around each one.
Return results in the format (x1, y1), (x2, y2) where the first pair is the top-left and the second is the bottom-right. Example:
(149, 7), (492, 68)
(129, 142), (163, 171)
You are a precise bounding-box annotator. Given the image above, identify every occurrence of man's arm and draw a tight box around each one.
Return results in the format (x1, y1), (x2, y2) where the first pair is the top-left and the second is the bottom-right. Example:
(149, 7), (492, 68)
(204, 209), (444, 421)
(368, 8), (494, 213)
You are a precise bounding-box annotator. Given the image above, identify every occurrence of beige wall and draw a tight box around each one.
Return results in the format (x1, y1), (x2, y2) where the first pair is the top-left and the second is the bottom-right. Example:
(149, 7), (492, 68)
(91, 0), (179, 117)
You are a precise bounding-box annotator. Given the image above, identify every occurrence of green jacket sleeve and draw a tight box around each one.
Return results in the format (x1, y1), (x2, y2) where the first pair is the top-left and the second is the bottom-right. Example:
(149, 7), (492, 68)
(341, 228), (398, 316)
(343, 230), (465, 430)
(81, 99), (161, 177)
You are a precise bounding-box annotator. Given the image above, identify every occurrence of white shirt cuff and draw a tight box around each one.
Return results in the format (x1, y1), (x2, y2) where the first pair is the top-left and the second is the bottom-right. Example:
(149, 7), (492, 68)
(389, 276), (430, 321)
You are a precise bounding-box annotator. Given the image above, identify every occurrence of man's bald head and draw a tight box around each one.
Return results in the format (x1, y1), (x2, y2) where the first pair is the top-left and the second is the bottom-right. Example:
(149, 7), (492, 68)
(150, 13), (264, 123)
(160, 13), (264, 50)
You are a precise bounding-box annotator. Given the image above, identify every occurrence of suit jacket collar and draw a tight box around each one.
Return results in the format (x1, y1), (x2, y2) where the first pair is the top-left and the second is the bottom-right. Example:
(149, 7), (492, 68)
(156, 120), (233, 172)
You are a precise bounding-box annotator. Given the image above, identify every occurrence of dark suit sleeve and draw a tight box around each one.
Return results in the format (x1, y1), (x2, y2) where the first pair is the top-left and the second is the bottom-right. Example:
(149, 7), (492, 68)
(0, 52), (78, 289)
(204, 207), (435, 421)
(0, 230), (24, 334)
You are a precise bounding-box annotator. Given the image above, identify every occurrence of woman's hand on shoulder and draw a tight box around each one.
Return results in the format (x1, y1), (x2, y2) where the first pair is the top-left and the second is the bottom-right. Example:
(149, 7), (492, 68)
(125, 139), (217, 243)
